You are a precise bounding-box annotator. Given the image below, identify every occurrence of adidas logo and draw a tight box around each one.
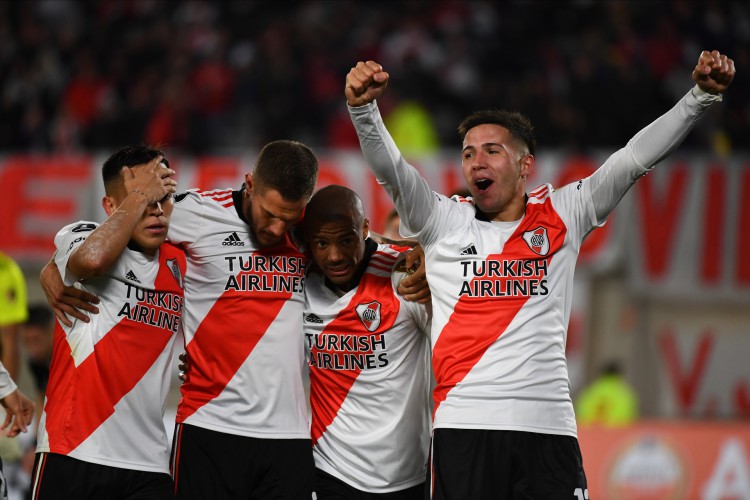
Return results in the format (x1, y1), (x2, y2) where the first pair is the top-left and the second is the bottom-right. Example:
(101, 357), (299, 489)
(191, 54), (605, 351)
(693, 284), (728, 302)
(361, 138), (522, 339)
(222, 232), (245, 246)
(460, 245), (478, 256)
(305, 313), (323, 324)
(125, 270), (141, 283)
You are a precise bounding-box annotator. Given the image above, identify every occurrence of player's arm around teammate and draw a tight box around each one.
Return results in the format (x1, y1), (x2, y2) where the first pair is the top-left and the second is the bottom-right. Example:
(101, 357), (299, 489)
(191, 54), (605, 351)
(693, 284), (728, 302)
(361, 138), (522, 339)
(32, 148), (183, 500)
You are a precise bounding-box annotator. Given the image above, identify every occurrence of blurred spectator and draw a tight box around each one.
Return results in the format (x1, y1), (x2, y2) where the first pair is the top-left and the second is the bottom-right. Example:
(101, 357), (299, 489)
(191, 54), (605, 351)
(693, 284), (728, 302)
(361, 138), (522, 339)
(0, 252), (27, 381)
(385, 100), (439, 156)
(576, 361), (639, 427)
(0, 252), (29, 500)
(0, 1), (746, 154)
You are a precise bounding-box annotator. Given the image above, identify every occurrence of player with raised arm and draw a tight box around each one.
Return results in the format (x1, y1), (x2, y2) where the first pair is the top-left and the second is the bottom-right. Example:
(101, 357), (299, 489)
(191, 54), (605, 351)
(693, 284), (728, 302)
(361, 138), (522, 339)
(41, 140), (431, 500)
(31, 146), (185, 499)
(344, 51), (735, 498)
(303, 185), (431, 499)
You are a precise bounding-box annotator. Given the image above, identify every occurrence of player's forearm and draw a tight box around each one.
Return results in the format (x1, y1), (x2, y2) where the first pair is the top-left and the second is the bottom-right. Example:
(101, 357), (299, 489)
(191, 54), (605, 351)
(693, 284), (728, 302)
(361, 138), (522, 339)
(348, 101), (434, 234)
(628, 85), (721, 169)
(588, 85), (721, 221)
(69, 193), (149, 279)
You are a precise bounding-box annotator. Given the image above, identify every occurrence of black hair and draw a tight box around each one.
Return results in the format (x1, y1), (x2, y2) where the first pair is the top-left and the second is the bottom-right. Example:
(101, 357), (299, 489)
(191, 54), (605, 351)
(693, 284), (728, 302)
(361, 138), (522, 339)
(253, 140), (318, 201)
(303, 185), (364, 239)
(458, 110), (537, 156)
(102, 145), (167, 193)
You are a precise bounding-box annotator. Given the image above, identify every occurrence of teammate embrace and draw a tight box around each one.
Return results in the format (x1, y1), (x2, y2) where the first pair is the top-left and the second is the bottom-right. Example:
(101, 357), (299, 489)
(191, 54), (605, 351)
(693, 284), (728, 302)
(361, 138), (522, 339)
(38, 48), (734, 500)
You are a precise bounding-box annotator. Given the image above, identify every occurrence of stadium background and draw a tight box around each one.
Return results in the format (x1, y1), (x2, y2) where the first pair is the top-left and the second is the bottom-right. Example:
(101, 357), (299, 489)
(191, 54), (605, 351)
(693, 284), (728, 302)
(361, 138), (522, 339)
(1, 1), (748, 498)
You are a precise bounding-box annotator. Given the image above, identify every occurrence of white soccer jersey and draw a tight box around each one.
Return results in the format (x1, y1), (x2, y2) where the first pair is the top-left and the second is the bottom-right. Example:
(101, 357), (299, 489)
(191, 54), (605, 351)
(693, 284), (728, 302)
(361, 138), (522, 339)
(37, 221), (186, 473)
(349, 86), (721, 437)
(305, 242), (431, 493)
(168, 189), (309, 438)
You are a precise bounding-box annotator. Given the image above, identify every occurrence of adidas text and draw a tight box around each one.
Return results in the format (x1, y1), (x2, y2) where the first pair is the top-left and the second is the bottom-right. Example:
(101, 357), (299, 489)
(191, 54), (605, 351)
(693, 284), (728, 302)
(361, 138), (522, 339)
(222, 232), (245, 246)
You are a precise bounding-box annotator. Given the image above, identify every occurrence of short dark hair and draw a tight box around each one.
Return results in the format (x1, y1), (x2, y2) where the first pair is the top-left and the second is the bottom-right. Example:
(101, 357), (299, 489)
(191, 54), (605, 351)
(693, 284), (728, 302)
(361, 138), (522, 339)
(102, 145), (167, 193)
(253, 140), (318, 201)
(458, 110), (537, 156)
(303, 185), (364, 240)
(24, 304), (54, 329)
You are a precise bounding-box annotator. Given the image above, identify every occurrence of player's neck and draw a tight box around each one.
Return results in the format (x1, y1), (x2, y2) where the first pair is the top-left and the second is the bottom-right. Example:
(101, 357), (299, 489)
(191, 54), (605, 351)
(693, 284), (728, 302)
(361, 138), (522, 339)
(478, 195), (527, 223)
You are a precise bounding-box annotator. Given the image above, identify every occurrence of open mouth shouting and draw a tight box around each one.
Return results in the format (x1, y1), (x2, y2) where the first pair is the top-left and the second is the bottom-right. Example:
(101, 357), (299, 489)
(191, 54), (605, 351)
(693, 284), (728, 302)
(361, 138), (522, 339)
(474, 178), (493, 193)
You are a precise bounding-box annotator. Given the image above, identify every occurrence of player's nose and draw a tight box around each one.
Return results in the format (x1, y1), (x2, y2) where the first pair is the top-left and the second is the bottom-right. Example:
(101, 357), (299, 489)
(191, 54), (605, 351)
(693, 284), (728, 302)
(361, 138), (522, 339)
(148, 201), (164, 216)
(267, 220), (287, 237)
(328, 245), (344, 262)
(471, 150), (486, 169)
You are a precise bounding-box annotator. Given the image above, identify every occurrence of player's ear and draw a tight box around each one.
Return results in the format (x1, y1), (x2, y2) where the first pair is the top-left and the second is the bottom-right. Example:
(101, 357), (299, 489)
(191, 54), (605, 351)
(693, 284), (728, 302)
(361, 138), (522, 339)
(362, 217), (370, 240)
(102, 195), (117, 218)
(244, 173), (254, 195)
(521, 154), (534, 180)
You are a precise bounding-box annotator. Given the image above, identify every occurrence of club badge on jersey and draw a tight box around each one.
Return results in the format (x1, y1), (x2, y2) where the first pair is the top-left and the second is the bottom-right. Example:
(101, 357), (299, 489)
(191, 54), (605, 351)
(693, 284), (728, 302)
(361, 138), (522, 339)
(522, 226), (550, 256)
(355, 301), (381, 332)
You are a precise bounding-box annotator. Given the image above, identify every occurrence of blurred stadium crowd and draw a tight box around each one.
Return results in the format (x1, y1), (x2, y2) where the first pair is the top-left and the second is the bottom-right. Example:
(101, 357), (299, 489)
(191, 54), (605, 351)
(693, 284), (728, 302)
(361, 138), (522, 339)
(1, 0), (747, 155)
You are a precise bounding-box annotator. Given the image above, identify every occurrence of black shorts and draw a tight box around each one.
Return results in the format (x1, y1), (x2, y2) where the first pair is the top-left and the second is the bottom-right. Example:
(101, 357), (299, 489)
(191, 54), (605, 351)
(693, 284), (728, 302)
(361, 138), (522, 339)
(428, 428), (588, 499)
(171, 423), (314, 500)
(30, 452), (173, 500)
(315, 468), (426, 500)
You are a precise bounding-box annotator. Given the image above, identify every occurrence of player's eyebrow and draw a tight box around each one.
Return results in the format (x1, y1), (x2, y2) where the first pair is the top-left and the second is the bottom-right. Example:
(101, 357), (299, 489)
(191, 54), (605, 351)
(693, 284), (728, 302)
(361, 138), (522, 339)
(462, 142), (503, 153)
(264, 207), (299, 223)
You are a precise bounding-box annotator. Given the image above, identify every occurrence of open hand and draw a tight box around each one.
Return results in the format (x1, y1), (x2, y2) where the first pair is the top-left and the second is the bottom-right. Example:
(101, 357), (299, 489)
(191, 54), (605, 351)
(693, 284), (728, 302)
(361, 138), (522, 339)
(123, 155), (177, 204)
(40, 259), (99, 327)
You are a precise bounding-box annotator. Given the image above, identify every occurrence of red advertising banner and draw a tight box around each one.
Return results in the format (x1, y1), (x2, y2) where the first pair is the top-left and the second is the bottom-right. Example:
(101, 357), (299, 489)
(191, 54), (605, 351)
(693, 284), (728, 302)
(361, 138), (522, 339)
(579, 421), (750, 499)
(1, 153), (749, 302)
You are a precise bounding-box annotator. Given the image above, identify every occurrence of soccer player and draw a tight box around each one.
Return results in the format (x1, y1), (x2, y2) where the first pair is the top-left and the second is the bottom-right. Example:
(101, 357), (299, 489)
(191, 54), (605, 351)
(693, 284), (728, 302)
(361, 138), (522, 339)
(302, 185), (431, 498)
(31, 147), (185, 499)
(165, 140), (318, 499)
(42, 141), (430, 499)
(344, 50), (735, 498)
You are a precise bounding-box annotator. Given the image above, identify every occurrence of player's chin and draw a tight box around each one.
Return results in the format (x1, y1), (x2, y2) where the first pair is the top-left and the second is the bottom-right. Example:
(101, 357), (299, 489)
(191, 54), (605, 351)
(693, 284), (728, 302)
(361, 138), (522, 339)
(133, 231), (167, 252)
(145, 236), (167, 251)
(259, 234), (283, 248)
(474, 194), (499, 213)
(325, 268), (354, 285)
